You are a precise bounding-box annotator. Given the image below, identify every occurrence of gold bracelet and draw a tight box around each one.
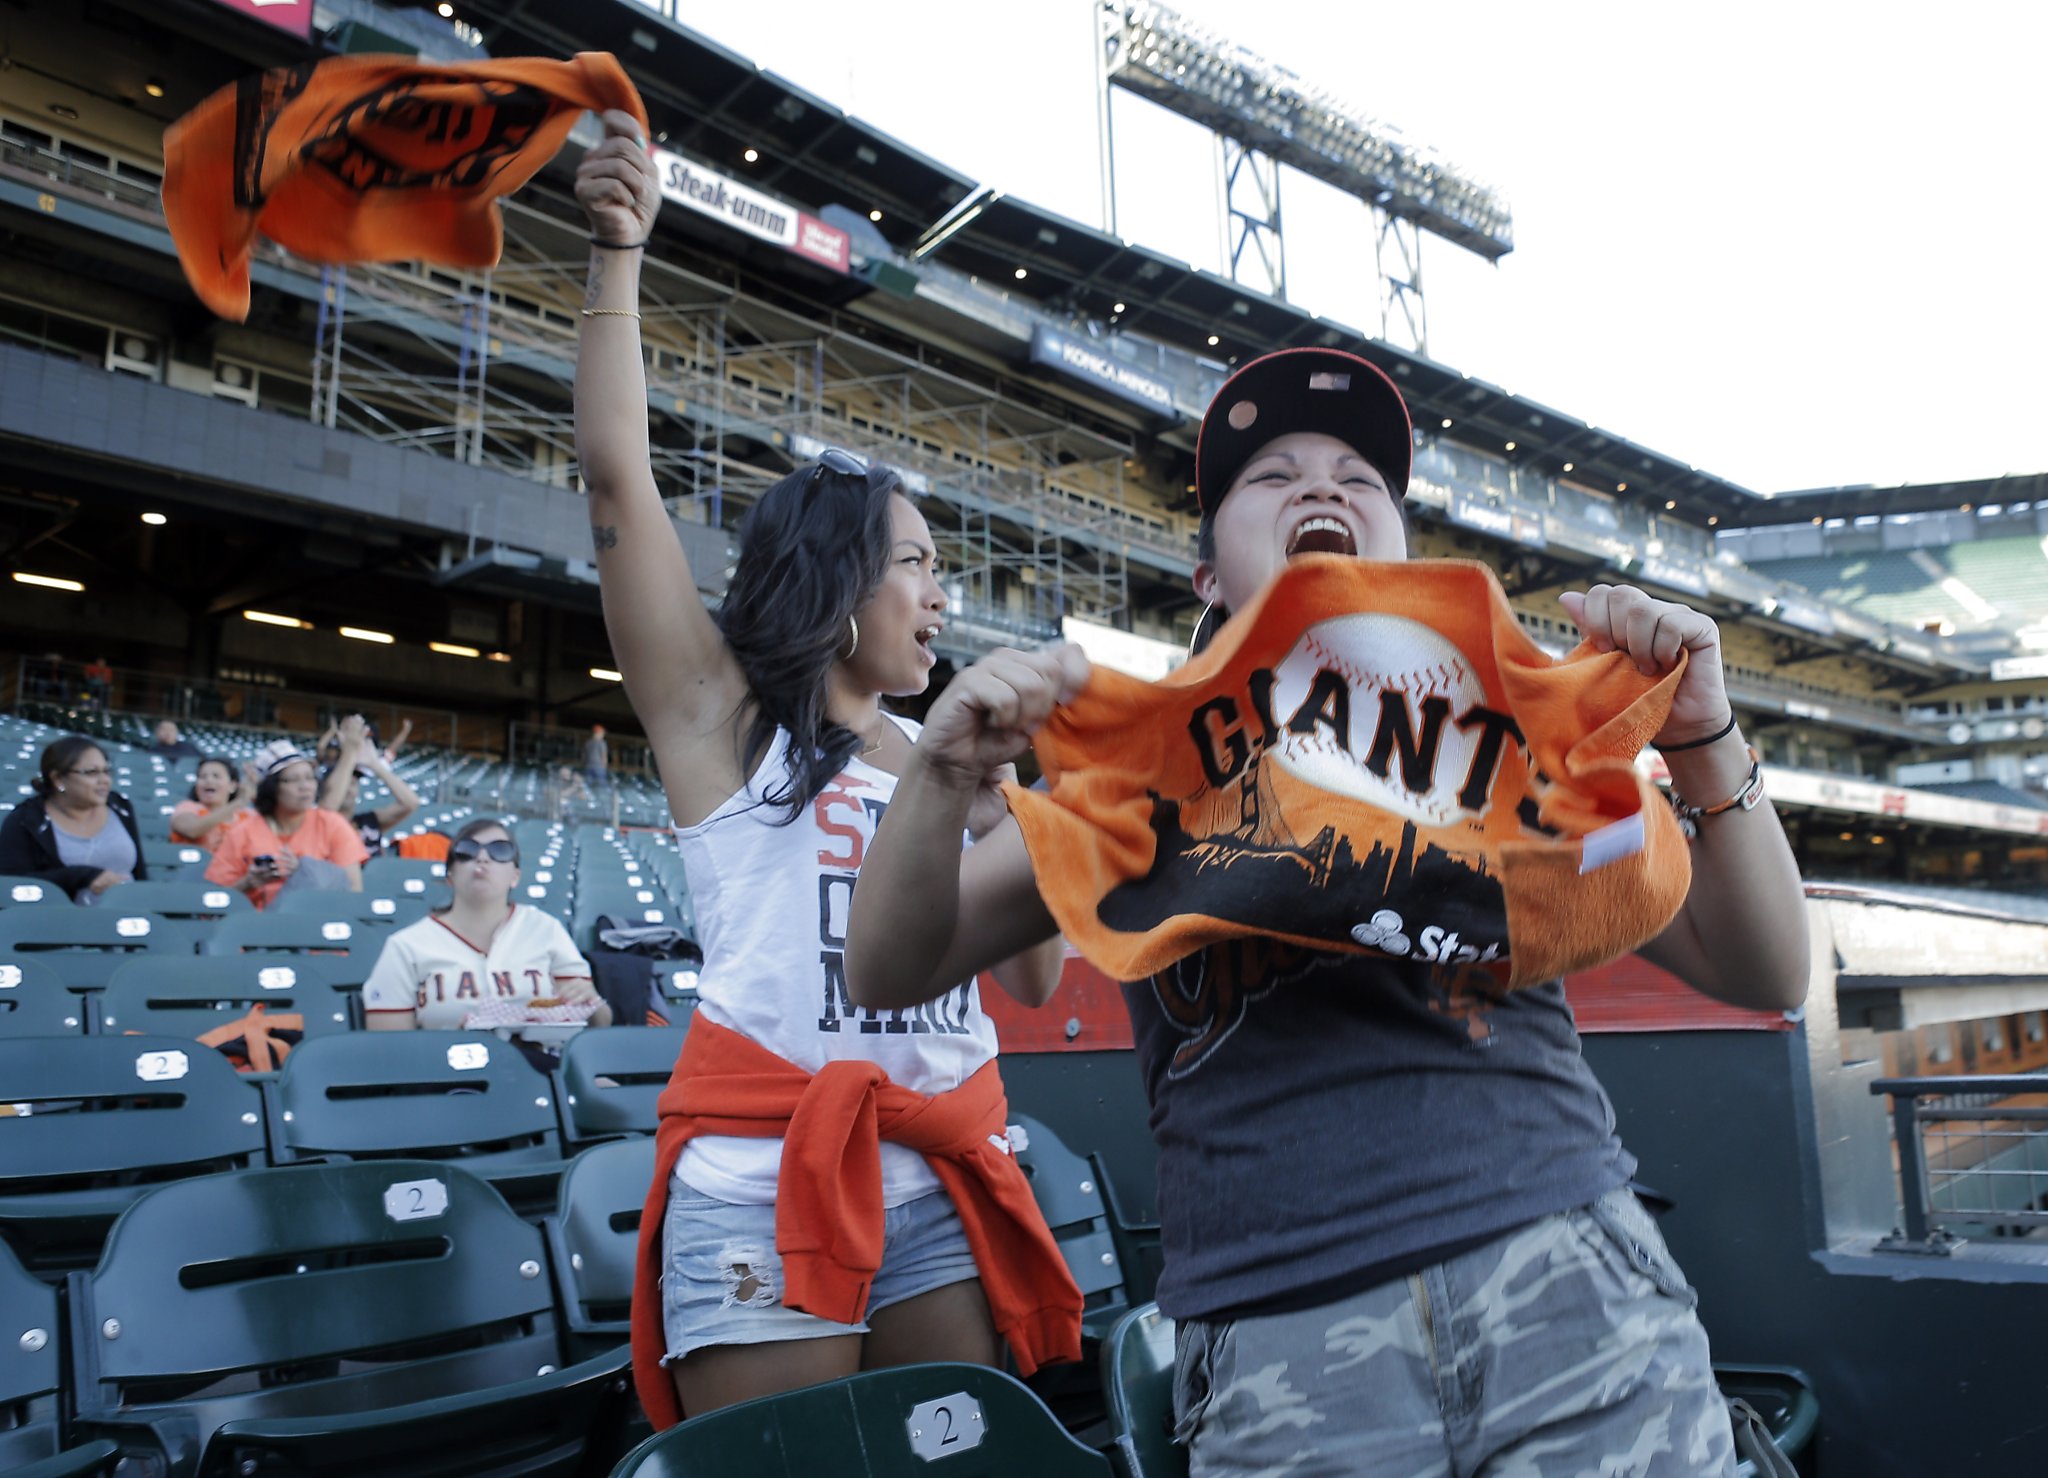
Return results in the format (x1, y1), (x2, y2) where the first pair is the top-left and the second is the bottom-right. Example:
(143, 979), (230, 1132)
(580, 308), (641, 320)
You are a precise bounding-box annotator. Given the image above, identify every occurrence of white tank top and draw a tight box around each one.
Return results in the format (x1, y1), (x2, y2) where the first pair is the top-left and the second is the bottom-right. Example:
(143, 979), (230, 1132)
(672, 715), (997, 1206)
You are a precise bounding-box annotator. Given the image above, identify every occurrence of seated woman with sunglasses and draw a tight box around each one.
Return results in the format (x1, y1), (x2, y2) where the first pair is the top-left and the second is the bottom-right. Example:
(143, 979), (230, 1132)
(573, 111), (1077, 1428)
(361, 818), (608, 1054)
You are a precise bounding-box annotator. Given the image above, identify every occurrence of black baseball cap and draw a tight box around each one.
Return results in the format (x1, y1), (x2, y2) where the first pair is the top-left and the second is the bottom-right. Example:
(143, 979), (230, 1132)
(1194, 348), (1413, 516)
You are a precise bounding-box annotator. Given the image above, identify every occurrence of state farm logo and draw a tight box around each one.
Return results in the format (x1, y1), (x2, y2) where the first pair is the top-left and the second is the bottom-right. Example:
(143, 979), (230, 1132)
(1351, 907), (1502, 966)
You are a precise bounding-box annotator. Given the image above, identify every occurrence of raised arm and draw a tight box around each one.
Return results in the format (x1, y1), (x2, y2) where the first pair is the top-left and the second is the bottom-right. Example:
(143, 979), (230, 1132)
(575, 111), (749, 819)
(845, 646), (1088, 1010)
(1560, 584), (1808, 1011)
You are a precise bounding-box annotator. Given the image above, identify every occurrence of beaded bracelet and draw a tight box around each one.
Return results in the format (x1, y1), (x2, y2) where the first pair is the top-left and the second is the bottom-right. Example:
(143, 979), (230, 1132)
(580, 308), (641, 321)
(1667, 745), (1765, 838)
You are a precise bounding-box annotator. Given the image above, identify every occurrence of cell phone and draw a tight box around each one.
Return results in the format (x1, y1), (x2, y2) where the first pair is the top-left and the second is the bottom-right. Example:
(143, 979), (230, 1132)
(252, 854), (276, 868)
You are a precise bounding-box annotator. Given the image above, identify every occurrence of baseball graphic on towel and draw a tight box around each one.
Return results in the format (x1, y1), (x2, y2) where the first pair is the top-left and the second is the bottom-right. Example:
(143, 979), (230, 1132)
(1269, 613), (1486, 829)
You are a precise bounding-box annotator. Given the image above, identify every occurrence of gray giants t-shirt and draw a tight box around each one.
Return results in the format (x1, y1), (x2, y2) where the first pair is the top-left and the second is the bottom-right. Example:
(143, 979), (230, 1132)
(1124, 938), (1634, 1322)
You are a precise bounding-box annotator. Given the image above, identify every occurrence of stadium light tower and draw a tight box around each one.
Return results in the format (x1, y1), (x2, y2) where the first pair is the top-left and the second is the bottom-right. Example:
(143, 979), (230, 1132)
(1094, 0), (1513, 353)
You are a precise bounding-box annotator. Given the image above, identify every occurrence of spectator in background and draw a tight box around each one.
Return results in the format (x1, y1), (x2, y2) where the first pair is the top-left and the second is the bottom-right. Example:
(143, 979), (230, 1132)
(361, 817), (608, 1069)
(381, 716), (413, 766)
(319, 713), (421, 856)
(0, 736), (149, 903)
(82, 654), (113, 711)
(170, 756), (260, 852)
(207, 739), (366, 908)
(148, 719), (205, 763)
(555, 765), (590, 819)
(583, 723), (609, 792)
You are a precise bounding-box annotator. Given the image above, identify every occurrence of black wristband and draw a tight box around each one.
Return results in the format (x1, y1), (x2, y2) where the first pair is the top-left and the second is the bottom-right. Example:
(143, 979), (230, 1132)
(590, 235), (648, 250)
(1658, 712), (1738, 752)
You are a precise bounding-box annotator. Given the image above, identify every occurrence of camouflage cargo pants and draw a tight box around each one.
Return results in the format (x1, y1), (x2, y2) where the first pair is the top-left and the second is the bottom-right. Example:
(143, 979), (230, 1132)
(1173, 1188), (1736, 1476)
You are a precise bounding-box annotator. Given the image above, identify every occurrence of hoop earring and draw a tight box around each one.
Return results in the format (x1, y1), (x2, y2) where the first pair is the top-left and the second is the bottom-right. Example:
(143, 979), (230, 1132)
(1188, 602), (1222, 659)
(840, 615), (860, 662)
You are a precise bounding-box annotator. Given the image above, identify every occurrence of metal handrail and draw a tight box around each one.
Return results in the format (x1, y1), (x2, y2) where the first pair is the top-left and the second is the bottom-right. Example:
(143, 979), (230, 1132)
(1869, 1074), (2048, 1253)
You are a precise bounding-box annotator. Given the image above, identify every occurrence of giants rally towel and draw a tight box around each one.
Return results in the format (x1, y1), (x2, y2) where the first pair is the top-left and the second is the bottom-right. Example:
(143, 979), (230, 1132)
(162, 53), (646, 320)
(1004, 556), (1693, 989)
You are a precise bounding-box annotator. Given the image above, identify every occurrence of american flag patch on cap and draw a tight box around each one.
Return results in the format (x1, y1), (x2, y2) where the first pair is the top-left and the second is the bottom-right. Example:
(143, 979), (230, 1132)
(1308, 371), (1351, 391)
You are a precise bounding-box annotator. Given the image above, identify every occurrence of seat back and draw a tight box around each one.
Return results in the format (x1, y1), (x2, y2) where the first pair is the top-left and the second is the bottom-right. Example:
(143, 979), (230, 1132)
(0, 909), (186, 987)
(273, 1031), (561, 1168)
(0, 1237), (63, 1469)
(69, 1161), (567, 1450)
(1012, 1114), (1128, 1328)
(611, 1361), (1115, 1476)
(0, 1034), (267, 1271)
(203, 911), (366, 959)
(0, 876), (64, 908)
(558, 1026), (685, 1141)
(1101, 1303), (1181, 1478)
(360, 855), (449, 902)
(545, 1136), (655, 1342)
(0, 958), (88, 1036)
(98, 955), (354, 1039)
(96, 880), (248, 923)
(270, 889), (430, 929)
(138, 840), (209, 875)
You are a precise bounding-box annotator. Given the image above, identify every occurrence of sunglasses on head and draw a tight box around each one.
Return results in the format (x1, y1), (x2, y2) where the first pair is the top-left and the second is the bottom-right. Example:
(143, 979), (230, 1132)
(804, 446), (868, 495)
(450, 838), (519, 864)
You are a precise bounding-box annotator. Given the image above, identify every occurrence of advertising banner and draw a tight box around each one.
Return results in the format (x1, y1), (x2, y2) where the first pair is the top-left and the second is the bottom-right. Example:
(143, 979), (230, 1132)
(211, 0), (313, 37)
(653, 149), (848, 274)
(1028, 326), (1177, 416)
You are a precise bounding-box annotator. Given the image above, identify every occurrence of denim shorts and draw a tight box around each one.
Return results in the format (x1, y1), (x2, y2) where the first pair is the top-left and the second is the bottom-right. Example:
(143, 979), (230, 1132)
(659, 1175), (981, 1364)
(1172, 1188), (1734, 1476)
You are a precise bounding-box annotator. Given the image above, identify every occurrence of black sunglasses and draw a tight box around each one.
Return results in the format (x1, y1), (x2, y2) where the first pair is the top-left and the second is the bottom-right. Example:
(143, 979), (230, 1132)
(804, 446), (868, 494)
(450, 838), (519, 864)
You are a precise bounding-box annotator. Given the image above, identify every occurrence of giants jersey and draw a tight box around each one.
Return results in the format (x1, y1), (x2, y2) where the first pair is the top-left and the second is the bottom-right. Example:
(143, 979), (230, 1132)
(673, 716), (997, 1208)
(361, 905), (593, 1029)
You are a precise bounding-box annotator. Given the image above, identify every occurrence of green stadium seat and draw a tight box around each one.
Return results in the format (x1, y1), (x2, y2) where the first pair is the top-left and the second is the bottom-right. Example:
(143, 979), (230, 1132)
(203, 911), (368, 960)
(98, 956), (354, 1041)
(542, 1135), (654, 1352)
(556, 1025), (686, 1144)
(573, 886), (692, 957)
(651, 961), (702, 1023)
(0, 909), (188, 988)
(270, 1032), (567, 1217)
(97, 879), (249, 923)
(0, 958), (88, 1036)
(66, 1160), (633, 1478)
(1100, 1303), (1177, 1478)
(7, 1440), (122, 1478)
(138, 839), (209, 876)
(0, 1034), (267, 1273)
(1012, 1115), (1128, 1341)
(269, 889), (430, 928)
(1719, 1364), (1819, 1475)
(0, 876), (65, 907)
(0, 1236), (67, 1468)
(609, 1362), (1115, 1477)
(361, 855), (450, 901)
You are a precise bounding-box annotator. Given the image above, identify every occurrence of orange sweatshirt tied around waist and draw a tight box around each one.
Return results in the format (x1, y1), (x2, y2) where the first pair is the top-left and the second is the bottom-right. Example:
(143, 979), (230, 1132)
(162, 52), (647, 320)
(629, 1015), (1082, 1430)
(1004, 556), (1694, 990)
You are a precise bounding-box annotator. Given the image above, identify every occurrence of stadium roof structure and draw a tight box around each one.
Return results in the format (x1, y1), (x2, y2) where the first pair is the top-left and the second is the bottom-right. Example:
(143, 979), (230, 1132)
(477, 0), (980, 245)
(476, 1), (1805, 530)
(1715, 472), (2048, 528)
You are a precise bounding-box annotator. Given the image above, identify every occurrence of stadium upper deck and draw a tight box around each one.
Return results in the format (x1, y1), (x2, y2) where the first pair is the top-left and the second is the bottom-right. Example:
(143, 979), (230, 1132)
(0, 0), (2043, 861)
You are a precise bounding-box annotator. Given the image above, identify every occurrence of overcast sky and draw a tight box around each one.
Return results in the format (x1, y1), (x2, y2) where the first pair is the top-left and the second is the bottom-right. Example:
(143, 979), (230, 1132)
(669, 0), (2047, 497)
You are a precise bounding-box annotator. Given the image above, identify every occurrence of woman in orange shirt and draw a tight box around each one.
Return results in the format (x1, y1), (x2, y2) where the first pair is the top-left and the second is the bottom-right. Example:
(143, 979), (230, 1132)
(206, 740), (367, 908)
(170, 755), (259, 853)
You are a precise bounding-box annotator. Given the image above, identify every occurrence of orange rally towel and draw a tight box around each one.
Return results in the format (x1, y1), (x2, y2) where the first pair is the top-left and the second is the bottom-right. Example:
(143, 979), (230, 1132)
(628, 1015), (1083, 1430)
(1004, 556), (1694, 990)
(162, 52), (647, 320)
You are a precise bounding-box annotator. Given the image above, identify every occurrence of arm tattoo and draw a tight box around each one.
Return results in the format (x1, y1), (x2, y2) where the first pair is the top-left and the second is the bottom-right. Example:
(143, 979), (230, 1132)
(583, 251), (606, 309)
(591, 524), (619, 551)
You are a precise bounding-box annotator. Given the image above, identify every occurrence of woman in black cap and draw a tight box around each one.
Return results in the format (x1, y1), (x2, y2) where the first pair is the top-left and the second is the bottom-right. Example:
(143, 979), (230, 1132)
(847, 346), (1809, 1476)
